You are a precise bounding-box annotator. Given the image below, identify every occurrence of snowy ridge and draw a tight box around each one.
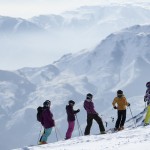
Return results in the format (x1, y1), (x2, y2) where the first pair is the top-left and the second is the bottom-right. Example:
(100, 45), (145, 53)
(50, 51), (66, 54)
(17, 64), (60, 85)
(0, 16), (44, 34)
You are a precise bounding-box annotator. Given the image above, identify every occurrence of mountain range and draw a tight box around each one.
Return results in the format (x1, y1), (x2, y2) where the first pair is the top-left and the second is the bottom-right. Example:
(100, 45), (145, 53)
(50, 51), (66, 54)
(0, 2), (150, 150)
(0, 23), (150, 149)
(0, 2), (150, 70)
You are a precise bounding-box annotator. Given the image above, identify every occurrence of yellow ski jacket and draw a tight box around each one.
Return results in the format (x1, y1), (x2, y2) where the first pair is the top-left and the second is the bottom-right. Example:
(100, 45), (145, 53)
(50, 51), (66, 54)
(112, 96), (128, 110)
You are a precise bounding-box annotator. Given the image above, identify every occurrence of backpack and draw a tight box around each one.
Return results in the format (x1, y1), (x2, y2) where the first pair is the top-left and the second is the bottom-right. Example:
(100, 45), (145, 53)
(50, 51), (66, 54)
(37, 106), (43, 122)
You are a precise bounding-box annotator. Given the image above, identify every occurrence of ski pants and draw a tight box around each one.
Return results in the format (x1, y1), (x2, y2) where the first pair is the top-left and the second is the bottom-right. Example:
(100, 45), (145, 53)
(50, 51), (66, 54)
(40, 127), (52, 142)
(84, 114), (105, 135)
(115, 110), (126, 129)
(144, 105), (150, 124)
(66, 121), (75, 139)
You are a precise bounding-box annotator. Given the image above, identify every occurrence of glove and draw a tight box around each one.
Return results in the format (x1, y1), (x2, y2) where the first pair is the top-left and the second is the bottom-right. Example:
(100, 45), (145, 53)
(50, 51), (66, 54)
(128, 103), (130, 107)
(144, 97), (147, 102)
(77, 109), (80, 113)
(53, 121), (55, 126)
(114, 106), (117, 109)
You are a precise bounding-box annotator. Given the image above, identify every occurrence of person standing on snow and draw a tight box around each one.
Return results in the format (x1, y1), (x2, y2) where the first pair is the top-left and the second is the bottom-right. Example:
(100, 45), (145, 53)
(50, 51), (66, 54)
(112, 90), (130, 131)
(84, 93), (106, 135)
(39, 100), (55, 144)
(144, 82), (150, 126)
(65, 100), (80, 139)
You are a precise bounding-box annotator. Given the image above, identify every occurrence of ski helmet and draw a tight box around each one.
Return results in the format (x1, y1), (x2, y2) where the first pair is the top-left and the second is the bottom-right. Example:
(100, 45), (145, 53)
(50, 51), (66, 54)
(68, 100), (75, 105)
(86, 93), (93, 99)
(117, 90), (123, 95)
(43, 100), (51, 107)
(146, 82), (150, 88)
(117, 90), (123, 97)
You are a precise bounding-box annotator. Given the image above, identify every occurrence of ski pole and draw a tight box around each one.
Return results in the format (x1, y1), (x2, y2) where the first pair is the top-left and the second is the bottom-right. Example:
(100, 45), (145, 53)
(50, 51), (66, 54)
(144, 97), (147, 111)
(129, 106), (136, 128)
(54, 126), (59, 141)
(55, 125), (63, 139)
(76, 115), (81, 136)
(75, 114), (83, 136)
(37, 125), (43, 145)
(145, 102), (147, 110)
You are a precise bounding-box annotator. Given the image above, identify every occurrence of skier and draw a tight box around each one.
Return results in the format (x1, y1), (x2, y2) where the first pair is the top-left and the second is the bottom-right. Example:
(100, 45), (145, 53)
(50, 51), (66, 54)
(65, 100), (80, 139)
(84, 93), (106, 135)
(144, 82), (150, 126)
(112, 90), (130, 131)
(39, 100), (55, 144)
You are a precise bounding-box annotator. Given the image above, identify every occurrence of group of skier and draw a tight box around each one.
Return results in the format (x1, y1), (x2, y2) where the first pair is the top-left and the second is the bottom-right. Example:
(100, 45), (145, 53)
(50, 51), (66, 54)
(37, 81), (150, 145)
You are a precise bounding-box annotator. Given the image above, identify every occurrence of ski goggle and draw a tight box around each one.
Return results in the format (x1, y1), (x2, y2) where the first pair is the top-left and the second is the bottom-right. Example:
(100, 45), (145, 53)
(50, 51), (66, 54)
(117, 94), (123, 97)
(44, 100), (51, 107)
(69, 102), (75, 105)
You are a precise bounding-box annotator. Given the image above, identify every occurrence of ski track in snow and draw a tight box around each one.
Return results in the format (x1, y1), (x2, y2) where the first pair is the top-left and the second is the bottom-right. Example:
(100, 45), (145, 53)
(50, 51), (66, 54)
(15, 126), (150, 150)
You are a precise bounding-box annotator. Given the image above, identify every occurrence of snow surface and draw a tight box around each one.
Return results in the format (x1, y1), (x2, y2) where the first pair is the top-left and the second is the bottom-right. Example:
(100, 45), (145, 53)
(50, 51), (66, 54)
(14, 125), (150, 150)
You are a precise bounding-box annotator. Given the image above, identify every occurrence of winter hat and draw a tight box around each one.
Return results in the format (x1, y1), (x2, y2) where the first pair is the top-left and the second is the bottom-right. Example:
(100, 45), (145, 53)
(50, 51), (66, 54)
(86, 93), (93, 100)
(43, 100), (51, 107)
(68, 100), (75, 105)
(117, 90), (123, 97)
(146, 82), (150, 88)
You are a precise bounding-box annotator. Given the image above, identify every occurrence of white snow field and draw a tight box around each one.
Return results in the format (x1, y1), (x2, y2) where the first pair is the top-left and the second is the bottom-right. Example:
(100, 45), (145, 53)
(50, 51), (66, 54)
(15, 125), (150, 150)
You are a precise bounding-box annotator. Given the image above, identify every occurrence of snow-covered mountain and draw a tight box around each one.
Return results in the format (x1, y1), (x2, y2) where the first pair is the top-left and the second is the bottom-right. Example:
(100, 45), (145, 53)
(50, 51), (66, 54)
(31, 3), (150, 40)
(0, 16), (44, 34)
(1, 3), (150, 36)
(0, 2), (150, 70)
(0, 24), (150, 150)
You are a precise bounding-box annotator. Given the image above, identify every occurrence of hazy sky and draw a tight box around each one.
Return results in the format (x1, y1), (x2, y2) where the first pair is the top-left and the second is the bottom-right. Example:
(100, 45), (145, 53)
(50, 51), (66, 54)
(0, 0), (110, 19)
(0, 0), (149, 70)
(0, 0), (146, 18)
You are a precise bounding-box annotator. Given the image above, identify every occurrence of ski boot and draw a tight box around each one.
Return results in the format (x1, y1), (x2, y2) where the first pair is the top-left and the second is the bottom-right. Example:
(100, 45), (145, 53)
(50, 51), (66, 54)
(39, 141), (47, 145)
(100, 131), (106, 134)
(118, 126), (124, 131)
(113, 128), (119, 132)
(144, 123), (149, 126)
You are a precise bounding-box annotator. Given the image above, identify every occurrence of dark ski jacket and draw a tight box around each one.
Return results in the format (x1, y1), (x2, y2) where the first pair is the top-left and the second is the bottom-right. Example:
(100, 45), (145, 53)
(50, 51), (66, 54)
(144, 88), (150, 105)
(41, 107), (55, 129)
(66, 105), (79, 121)
(84, 99), (97, 114)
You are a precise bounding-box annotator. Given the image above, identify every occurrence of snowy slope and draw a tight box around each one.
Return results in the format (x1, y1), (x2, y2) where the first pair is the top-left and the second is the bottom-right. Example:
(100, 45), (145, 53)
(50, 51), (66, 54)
(0, 70), (35, 111)
(0, 24), (150, 150)
(14, 125), (150, 150)
(17, 64), (60, 85)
